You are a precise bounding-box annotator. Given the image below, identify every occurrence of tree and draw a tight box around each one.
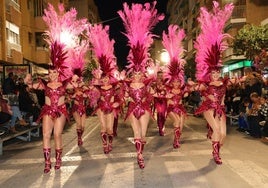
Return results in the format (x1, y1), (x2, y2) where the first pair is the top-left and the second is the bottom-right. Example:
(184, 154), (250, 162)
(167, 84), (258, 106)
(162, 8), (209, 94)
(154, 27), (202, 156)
(233, 24), (268, 61)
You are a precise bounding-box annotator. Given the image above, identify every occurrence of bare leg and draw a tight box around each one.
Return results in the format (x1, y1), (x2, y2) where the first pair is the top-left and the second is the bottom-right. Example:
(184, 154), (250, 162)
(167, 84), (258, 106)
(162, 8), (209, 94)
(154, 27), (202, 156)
(219, 115), (227, 145)
(203, 110), (221, 141)
(53, 115), (66, 149)
(42, 115), (54, 149)
(73, 112), (82, 129)
(97, 110), (107, 133)
(130, 114), (142, 139)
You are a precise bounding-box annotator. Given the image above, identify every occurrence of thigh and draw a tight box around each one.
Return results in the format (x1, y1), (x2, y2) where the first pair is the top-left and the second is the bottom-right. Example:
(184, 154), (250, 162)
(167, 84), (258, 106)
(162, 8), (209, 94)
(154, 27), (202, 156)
(53, 115), (66, 135)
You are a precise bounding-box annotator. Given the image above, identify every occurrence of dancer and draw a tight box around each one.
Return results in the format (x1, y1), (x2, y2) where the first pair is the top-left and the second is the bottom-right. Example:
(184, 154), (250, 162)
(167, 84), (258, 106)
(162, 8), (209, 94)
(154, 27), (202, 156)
(32, 3), (88, 173)
(88, 24), (119, 154)
(162, 25), (187, 148)
(69, 71), (88, 146)
(118, 1), (164, 169)
(152, 71), (168, 136)
(194, 1), (234, 165)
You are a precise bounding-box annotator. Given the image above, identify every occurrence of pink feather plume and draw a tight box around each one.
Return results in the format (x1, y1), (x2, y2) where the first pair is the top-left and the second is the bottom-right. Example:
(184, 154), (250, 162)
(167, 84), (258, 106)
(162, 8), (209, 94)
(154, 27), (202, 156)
(118, 1), (164, 74)
(42, 3), (89, 81)
(88, 24), (117, 78)
(194, 1), (234, 83)
(162, 25), (186, 84)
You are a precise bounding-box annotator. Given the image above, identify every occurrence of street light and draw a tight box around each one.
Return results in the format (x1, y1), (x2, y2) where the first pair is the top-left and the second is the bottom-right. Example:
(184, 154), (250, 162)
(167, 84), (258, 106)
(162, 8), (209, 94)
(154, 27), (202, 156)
(160, 50), (170, 65)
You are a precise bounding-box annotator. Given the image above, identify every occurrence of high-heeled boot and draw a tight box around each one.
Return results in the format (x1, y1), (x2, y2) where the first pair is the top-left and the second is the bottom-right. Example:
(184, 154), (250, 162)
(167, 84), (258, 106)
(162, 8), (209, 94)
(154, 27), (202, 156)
(134, 139), (145, 169)
(54, 148), (63, 170)
(113, 117), (118, 137)
(101, 132), (109, 154)
(212, 141), (222, 165)
(173, 127), (181, 148)
(207, 123), (213, 139)
(108, 134), (113, 153)
(43, 148), (51, 173)
(77, 129), (84, 146)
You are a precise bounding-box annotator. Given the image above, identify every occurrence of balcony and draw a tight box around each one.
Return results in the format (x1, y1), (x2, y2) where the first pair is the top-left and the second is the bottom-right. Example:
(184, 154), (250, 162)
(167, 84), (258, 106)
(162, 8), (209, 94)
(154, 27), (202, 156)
(226, 5), (247, 26)
(222, 47), (246, 64)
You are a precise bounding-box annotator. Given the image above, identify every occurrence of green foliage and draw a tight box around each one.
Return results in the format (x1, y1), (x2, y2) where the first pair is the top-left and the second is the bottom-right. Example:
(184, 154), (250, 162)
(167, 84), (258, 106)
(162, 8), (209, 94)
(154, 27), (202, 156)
(83, 58), (98, 82)
(233, 24), (268, 60)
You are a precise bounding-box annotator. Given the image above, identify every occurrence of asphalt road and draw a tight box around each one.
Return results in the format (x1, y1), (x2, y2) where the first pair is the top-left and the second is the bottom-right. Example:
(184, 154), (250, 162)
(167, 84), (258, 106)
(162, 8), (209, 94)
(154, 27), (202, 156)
(1, 114), (268, 188)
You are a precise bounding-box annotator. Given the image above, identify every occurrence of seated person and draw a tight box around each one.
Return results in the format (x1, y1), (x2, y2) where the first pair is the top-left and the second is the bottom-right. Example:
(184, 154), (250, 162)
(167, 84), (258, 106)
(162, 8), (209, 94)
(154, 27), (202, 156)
(237, 98), (250, 132)
(0, 95), (13, 134)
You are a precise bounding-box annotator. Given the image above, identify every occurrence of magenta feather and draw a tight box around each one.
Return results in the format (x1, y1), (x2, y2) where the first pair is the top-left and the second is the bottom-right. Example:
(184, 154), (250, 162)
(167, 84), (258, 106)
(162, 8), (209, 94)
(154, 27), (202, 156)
(162, 25), (186, 84)
(42, 3), (89, 81)
(118, 1), (164, 74)
(88, 24), (117, 78)
(194, 1), (234, 83)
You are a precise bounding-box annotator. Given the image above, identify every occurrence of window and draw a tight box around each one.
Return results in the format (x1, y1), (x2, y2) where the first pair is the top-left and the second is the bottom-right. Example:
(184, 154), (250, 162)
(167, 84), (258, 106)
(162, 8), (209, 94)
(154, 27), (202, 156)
(34, 0), (45, 17)
(6, 21), (20, 45)
(35, 32), (47, 48)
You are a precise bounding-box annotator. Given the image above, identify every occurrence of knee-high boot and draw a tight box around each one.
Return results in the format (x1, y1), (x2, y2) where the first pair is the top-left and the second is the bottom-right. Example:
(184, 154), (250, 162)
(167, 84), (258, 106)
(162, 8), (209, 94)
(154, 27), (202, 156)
(157, 113), (165, 136)
(207, 123), (213, 139)
(108, 134), (113, 153)
(134, 139), (145, 169)
(43, 148), (51, 173)
(173, 127), (181, 148)
(212, 141), (222, 165)
(101, 132), (108, 154)
(113, 117), (118, 137)
(55, 148), (63, 170)
(77, 129), (84, 146)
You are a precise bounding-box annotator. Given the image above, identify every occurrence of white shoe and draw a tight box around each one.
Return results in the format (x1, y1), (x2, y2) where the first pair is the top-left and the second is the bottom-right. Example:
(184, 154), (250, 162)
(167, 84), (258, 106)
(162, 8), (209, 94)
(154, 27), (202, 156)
(31, 122), (38, 126)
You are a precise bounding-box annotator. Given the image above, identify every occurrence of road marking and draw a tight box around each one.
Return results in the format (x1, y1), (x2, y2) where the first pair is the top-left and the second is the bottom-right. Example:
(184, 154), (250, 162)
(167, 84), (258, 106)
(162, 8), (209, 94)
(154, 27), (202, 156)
(165, 161), (209, 188)
(100, 162), (134, 188)
(227, 160), (268, 187)
(127, 136), (154, 144)
(65, 121), (100, 156)
(0, 169), (22, 184)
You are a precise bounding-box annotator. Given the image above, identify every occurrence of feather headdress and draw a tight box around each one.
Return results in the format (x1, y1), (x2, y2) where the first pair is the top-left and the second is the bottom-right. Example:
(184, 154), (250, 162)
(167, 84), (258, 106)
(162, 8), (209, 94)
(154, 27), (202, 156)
(88, 24), (117, 78)
(42, 3), (88, 81)
(118, 1), (164, 74)
(194, 1), (234, 83)
(162, 25), (186, 84)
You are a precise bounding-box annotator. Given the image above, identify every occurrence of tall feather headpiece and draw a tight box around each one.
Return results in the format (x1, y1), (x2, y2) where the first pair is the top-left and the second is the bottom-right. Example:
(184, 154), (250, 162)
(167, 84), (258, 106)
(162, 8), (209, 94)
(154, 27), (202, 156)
(42, 3), (88, 81)
(194, 1), (234, 83)
(88, 24), (117, 78)
(118, 1), (164, 74)
(162, 25), (186, 84)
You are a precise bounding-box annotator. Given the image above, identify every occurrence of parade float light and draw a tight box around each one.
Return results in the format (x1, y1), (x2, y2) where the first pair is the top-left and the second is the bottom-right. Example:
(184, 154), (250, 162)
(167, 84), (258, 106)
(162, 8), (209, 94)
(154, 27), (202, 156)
(60, 30), (77, 48)
(160, 50), (170, 65)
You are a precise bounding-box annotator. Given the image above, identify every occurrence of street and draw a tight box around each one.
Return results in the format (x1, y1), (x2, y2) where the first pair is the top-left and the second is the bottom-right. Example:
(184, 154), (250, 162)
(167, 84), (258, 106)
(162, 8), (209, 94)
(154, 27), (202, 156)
(1, 114), (268, 188)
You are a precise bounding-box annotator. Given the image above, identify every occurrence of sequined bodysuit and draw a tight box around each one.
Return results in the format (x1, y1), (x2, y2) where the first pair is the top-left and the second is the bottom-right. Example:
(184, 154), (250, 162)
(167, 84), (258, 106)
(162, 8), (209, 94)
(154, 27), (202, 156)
(95, 86), (116, 114)
(125, 85), (152, 120)
(71, 94), (86, 117)
(154, 83), (167, 114)
(195, 84), (226, 116)
(37, 84), (68, 122)
(167, 89), (186, 115)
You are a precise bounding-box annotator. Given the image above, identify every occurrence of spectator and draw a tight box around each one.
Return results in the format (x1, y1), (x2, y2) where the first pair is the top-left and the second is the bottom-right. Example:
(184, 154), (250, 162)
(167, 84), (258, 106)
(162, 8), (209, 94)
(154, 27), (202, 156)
(2, 72), (16, 94)
(247, 92), (262, 138)
(237, 98), (250, 132)
(0, 96), (12, 135)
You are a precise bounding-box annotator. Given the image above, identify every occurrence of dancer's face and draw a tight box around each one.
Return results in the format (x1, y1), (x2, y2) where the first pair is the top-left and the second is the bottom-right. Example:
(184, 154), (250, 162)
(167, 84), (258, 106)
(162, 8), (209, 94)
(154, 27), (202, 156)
(48, 69), (59, 82)
(211, 70), (221, 81)
(71, 74), (79, 84)
(172, 80), (180, 88)
(102, 76), (110, 85)
(133, 71), (143, 82)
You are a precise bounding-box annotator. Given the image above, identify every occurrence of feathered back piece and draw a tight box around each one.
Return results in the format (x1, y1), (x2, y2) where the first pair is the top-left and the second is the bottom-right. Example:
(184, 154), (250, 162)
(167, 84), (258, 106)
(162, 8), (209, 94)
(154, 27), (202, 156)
(118, 1), (164, 74)
(162, 25), (186, 84)
(194, 1), (234, 83)
(42, 3), (88, 81)
(88, 24), (117, 78)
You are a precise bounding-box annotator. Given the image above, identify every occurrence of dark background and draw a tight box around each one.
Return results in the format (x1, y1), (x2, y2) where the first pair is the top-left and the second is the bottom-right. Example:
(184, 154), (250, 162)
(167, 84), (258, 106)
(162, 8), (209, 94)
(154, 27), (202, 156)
(93, 0), (169, 69)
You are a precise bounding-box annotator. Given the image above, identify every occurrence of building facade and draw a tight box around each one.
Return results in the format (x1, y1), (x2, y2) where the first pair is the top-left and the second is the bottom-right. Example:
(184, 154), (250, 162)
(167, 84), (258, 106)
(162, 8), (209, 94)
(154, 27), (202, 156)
(0, 0), (99, 83)
(166, 0), (268, 78)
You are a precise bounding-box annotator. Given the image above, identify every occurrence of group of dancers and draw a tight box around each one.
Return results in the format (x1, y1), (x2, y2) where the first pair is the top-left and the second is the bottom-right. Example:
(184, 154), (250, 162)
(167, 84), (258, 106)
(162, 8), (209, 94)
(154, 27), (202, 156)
(27, 1), (234, 173)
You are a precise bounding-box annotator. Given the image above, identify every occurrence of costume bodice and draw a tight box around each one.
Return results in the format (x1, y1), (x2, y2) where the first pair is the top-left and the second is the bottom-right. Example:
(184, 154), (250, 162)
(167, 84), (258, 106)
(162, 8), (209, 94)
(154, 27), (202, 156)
(100, 87), (114, 102)
(45, 85), (65, 105)
(129, 86), (148, 103)
(205, 84), (226, 103)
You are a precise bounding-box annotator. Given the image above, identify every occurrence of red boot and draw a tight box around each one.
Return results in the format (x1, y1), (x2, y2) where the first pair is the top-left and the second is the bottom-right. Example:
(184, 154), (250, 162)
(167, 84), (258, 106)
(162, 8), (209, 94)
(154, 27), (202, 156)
(134, 139), (145, 169)
(108, 134), (113, 153)
(54, 148), (63, 170)
(77, 129), (84, 146)
(101, 132), (109, 154)
(173, 127), (181, 149)
(212, 141), (222, 165)
(113, 117), (118, 137)
(43, 148), (51, 173)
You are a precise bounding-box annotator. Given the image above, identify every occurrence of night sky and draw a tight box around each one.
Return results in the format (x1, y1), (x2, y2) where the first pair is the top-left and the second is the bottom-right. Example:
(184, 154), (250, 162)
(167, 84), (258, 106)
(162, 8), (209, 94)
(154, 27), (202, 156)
(93, 0), (169, 69)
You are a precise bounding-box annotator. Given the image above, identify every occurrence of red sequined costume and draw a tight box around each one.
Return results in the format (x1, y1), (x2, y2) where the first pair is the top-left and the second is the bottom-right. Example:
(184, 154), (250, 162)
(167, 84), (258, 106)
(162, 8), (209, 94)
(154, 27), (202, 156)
(167, 89), (187, 116)
(37, 82), (69, 122)
(95, 86), (117, 115)
(71, 93), (87, 117)
(125, 85), (153, 120)
(195, 83), (226, 117)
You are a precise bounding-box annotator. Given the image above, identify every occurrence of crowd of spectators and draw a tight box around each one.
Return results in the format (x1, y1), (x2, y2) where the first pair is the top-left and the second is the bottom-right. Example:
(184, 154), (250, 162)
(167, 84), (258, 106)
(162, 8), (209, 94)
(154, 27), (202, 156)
(0, 72), (42, 134)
